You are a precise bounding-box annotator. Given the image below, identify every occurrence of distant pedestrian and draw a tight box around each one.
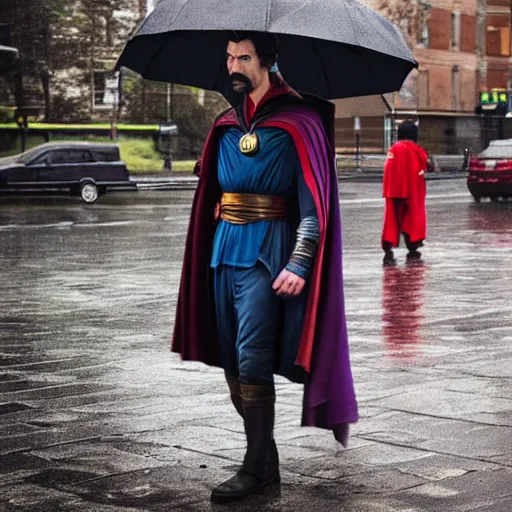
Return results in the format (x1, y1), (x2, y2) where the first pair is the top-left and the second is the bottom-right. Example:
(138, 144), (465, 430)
(192, 158), (201, 177)
(381, 121), (429, 265)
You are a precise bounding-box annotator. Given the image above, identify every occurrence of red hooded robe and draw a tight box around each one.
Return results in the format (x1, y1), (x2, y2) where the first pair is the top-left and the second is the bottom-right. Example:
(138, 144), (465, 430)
(382, 140), (428, 247)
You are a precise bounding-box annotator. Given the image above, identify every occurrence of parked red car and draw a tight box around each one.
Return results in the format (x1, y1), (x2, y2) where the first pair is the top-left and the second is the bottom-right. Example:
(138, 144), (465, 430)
(467, 139), (512, 202)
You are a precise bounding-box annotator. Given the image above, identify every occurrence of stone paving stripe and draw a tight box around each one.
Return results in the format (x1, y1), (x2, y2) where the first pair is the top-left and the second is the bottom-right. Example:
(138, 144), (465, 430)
(0, 435), (105, 456)
(0, 380), (55, 393)
(358, 436), (512, 469)
(0, 452), (54, 474)
(70, 467), (163, 486)
(0, 403), (32, 415)
(1, 357), (87, 370)
(1, 383), (116, 401)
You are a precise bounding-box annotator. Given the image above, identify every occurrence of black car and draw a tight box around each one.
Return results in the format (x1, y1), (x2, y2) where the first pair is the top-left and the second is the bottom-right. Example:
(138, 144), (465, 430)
(467, 139), (512, 202)
(0, 142), (136, 203)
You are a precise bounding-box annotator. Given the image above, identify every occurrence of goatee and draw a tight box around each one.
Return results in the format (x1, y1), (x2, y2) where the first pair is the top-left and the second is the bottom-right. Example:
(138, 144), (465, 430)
(230, 73), (254, 95)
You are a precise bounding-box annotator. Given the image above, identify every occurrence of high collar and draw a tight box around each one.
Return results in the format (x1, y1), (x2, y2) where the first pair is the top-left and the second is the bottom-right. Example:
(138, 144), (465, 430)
(239, 73), (301, 129)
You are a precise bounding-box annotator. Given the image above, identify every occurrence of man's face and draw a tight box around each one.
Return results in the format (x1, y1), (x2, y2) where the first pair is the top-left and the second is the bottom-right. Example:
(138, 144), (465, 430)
(226, 40), (268, 94)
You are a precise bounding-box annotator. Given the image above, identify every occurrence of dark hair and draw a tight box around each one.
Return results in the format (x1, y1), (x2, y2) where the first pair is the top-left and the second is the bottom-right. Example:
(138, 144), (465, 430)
(228, 31), (278, 69)
(397, 121), (418, 142)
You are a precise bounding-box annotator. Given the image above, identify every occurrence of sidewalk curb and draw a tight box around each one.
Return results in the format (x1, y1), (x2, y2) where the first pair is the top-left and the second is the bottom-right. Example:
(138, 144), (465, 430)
(132, 172), (468, 191)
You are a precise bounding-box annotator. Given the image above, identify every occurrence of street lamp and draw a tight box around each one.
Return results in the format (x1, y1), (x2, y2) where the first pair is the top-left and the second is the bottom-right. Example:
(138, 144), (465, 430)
(158, 122), (179, 172)
(354, 116), (362, 172)
(103, 71), (122, 141)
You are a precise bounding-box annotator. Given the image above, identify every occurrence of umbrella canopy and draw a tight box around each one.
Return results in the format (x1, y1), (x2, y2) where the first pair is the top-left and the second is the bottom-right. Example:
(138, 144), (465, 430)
(116, 0), (417, 100)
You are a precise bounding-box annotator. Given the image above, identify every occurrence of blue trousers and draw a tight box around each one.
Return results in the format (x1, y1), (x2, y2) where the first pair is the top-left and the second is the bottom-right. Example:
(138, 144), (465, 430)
(214, 263), (307, 384)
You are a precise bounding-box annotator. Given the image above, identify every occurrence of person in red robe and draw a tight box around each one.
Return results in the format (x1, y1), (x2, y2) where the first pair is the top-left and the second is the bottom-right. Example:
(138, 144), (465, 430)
(381, 121), (429, 265)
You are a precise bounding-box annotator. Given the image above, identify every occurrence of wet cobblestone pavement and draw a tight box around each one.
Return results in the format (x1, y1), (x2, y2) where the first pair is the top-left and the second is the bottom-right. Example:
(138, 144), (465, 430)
(0, 180), (511, 511)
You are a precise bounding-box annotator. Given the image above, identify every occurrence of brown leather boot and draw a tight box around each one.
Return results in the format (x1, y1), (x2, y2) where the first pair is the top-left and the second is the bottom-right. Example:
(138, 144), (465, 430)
(210, 383), (280, 504)
(224, 374), (279, 478)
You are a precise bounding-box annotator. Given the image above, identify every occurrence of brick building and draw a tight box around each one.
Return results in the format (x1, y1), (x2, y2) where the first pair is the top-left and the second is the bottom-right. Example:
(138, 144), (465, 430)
(335, 0), (512, 153)
(486, 0), (511, 92)
(413, 0), (478, 112)
(362, 0), (511, 112)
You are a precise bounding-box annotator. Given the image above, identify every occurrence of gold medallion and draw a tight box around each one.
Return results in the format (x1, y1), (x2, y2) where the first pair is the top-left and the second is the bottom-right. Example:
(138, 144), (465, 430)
(239, 133), (259, 155)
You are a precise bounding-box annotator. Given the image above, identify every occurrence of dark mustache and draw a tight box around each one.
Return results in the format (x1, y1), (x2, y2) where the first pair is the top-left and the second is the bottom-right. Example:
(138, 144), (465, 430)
(230, 73), (251, 86)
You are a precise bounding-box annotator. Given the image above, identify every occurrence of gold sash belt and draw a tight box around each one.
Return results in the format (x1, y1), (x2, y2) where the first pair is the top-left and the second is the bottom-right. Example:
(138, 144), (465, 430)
(219, 192), (297, 224)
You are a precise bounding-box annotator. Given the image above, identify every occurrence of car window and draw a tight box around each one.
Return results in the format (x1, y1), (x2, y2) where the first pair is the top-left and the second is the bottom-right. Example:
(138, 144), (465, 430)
(91, 150), (118, 162)
(17, 146), (45, 163)
(30, 154), (49, 165)
(51, 150), (94, 164)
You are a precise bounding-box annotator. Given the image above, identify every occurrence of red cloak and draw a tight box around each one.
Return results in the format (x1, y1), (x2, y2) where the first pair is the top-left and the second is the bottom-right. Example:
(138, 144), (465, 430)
(382, 140), (428, 247)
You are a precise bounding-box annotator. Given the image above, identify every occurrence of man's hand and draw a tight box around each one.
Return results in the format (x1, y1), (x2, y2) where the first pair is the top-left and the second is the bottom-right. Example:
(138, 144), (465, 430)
(272, 269), (306, 297)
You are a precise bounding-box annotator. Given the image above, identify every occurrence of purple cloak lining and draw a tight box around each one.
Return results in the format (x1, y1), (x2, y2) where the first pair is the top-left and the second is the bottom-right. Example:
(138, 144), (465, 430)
(269, 109), (358, 445)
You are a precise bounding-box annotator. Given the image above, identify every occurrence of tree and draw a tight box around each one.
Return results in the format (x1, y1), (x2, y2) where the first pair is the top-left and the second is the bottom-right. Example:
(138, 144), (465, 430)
(378, 0), (431, 48)
(0, 0), (63, 117)
(120, 74), (228, 157)
(0, 0), (226, 156)
(0, 0), (141, 121)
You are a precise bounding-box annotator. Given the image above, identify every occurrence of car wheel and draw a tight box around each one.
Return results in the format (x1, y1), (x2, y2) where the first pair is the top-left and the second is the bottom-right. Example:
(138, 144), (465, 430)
(472, 195), (481, 203)
(80, 182), (99, 203)
(490, 195), (499, 202)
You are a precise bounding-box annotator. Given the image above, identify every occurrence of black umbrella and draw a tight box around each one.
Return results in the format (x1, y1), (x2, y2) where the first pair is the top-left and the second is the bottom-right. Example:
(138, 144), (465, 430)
(116, 0), (417, 100)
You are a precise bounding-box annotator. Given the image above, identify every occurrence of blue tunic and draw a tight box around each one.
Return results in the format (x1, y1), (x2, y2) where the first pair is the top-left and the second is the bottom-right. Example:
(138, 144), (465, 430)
(210, 125), (316, 383)
(211, 126), (315, 278)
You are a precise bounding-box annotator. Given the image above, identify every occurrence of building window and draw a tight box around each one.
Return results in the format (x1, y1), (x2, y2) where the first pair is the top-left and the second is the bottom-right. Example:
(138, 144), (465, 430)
(416, 0), (431, 48)
(418, 70), (429, 109)
(93, 71), (119, 109)
(451, 11), (461, 51)
(486, 25), (510, 57)
(52, 150), (93, 164)
(451, 65), (460, 110)
(417, 22), (430, 48)
(500, 26), (510, 56)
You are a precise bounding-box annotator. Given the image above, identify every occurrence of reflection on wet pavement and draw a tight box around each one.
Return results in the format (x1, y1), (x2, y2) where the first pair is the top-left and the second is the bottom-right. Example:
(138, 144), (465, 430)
(382, 261), (426, 360)
(467, 202), (512, 248)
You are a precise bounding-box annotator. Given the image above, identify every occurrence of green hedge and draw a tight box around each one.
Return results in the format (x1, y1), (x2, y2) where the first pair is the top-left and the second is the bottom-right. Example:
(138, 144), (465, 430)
(0, 123), (159, 131)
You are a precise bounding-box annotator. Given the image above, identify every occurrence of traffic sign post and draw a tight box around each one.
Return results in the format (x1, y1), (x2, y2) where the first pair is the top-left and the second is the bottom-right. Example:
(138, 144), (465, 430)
(15, 108), (41, 153)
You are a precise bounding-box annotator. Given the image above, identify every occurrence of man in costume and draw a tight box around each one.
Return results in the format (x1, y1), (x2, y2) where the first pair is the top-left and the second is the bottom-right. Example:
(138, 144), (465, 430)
(172, 31), (358, 503)
(382, 122), (429, 265)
